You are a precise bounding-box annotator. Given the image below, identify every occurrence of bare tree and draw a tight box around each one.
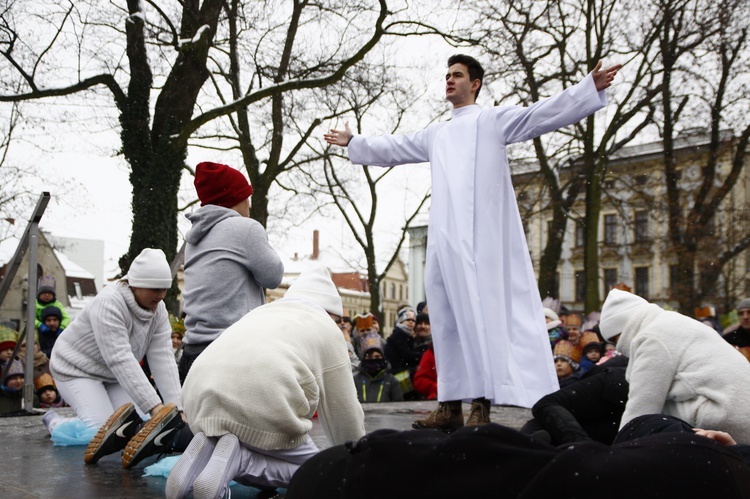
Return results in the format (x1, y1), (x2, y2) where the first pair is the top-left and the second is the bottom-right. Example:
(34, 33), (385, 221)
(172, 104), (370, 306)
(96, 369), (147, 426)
(0, 102), (37, 243)
(655, 0), (750, 313)
(0, 0), (395, 278)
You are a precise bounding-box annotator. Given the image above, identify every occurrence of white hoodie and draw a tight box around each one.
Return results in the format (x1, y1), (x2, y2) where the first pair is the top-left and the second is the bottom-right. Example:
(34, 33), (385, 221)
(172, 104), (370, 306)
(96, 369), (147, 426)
(600, 289), (750, 444)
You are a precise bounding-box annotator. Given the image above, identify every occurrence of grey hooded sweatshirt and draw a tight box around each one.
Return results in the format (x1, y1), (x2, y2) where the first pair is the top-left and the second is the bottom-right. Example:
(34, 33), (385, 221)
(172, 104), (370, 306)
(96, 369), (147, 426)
(182, 205), (284, 345)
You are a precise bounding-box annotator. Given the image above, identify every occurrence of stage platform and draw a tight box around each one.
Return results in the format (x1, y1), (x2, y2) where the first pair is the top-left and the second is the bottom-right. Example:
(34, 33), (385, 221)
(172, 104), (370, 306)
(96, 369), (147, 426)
(1, 402), (531, 498)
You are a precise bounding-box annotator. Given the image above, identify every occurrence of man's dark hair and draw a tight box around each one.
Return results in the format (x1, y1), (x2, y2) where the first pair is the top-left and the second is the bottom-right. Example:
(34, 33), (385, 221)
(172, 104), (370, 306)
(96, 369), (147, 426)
(447, 54), (484, 99)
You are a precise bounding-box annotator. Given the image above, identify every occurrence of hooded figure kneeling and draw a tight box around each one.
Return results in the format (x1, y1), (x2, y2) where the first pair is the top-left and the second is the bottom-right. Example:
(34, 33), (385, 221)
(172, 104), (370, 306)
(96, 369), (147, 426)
(168, 264), (366, 499)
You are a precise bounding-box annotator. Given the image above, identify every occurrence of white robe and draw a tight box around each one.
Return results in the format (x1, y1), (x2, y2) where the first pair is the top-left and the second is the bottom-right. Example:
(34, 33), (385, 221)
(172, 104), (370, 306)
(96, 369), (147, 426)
(348, 74), (607, 408)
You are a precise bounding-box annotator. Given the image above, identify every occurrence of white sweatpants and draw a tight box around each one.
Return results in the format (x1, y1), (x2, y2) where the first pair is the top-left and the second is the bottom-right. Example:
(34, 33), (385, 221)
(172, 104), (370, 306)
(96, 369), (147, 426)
(54, 377), (142, 429)
(233, 435), (319, 489)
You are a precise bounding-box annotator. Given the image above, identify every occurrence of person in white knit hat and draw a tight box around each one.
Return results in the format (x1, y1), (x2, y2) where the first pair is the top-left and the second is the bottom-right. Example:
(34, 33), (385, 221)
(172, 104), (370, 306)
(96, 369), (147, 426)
(599, 288), (750, 445)
(49, 248), (185, 468)
(168, 264), (365, 499)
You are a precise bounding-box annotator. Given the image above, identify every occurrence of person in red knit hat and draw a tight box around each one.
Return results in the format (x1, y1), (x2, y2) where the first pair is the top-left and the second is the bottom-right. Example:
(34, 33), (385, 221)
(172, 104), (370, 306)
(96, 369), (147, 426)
(178, 162), (284, 382)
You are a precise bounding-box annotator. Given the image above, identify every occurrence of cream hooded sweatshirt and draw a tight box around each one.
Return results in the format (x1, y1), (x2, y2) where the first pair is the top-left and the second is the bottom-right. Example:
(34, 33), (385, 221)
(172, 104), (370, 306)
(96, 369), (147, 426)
(600, 289), (750, 444)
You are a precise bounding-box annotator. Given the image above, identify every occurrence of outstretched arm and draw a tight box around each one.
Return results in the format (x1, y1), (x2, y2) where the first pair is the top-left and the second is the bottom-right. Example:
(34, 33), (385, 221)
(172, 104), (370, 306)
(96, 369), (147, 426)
(324, 121), (354, 147)
(592, 60), (622, 91)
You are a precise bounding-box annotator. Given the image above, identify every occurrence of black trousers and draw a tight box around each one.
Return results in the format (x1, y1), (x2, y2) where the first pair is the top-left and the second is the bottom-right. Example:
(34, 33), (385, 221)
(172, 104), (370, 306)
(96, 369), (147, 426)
(287, 418), (750, 499)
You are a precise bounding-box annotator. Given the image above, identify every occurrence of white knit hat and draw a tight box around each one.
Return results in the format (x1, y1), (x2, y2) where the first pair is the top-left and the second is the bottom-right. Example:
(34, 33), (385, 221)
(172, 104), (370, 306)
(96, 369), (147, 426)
(599, 288), (648, 340)
(285, 264), (343, 316)
(126, 248), (173, 289)
(543, 307), (560, 322)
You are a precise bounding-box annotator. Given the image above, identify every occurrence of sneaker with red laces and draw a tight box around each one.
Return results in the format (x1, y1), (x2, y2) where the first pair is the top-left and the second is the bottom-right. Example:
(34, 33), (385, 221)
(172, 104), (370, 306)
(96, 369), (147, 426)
(84, 402), (143, 465)
(121, 403), (184, 469)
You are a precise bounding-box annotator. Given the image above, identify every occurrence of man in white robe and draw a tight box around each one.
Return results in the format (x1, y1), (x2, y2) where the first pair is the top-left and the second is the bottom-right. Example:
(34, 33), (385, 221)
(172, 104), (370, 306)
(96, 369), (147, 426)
(324, 54), (620, 431)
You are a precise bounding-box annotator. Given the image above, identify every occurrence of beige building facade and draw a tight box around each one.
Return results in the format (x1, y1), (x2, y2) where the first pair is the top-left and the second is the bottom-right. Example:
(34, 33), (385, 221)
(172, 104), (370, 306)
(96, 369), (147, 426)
(517, 132), (749, 312)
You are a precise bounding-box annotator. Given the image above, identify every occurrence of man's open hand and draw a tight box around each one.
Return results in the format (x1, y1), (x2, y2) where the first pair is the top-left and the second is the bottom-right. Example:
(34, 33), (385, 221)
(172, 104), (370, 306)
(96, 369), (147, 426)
(592, 60), (622, 91)
(324, 122), (353, 147)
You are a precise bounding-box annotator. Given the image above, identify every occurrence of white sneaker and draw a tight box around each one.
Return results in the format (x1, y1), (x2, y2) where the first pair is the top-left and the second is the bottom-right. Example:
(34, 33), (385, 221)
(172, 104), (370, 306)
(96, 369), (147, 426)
(193, 433), (241, 499)
(166, 432), (217, 499)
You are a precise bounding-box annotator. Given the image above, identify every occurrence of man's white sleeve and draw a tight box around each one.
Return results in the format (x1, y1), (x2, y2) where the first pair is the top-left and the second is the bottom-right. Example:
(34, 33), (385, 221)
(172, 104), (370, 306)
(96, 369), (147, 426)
(348, 128), (430, 167)
(498, 73), (608, 144)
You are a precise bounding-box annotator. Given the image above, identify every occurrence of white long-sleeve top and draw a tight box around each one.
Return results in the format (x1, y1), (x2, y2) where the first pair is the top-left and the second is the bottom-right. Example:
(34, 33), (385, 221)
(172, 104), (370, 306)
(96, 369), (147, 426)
(182, 299), (366, 450)
(50, 280), (182, 413)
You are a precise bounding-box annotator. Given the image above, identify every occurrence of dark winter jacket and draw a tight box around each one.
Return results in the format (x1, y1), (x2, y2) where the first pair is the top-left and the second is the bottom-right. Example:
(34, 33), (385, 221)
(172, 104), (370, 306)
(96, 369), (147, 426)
(523, 357), (630, 446)
(352, 363), (403, 403)
(384, 325), (423, 375)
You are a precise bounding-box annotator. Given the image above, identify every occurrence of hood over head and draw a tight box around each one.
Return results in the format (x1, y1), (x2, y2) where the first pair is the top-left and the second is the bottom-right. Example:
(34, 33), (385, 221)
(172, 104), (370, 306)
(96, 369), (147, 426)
(599, 289), (649, 340)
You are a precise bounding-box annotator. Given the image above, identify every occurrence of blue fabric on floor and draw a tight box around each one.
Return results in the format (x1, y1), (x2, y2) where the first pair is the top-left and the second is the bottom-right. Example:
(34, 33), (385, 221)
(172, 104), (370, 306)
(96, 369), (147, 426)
(50, 418), (97, 446)
(143, 455), (180, 477)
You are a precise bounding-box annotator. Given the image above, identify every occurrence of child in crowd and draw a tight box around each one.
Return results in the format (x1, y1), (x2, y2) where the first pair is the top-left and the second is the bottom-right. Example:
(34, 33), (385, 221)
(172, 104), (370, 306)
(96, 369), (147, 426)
(544, 307), (568, 349)
(35, 275), (71, 330)
(1, 359), (39, 414)
(0, 325), (18, 372)
(553, 340), (581, 388)
(353, 333), (403, 403)
(38, 306), (65, 358)
(578, 331), (603, 373)
(18, 334), (51, 377)
(563, 314), (582, 343)
(35, 372), (65, 408)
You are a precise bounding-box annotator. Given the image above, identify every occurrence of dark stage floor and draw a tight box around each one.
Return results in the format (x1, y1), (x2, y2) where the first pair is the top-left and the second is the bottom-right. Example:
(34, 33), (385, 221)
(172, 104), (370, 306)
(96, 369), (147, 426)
(1, 402), (531, 498)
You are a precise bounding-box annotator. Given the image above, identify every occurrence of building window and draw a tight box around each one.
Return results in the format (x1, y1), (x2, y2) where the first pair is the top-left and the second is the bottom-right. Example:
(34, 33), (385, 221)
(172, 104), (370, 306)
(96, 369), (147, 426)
(575, 221), (585, 248)
(399, 285), (403, 301)
(390, 283), (396, 300)
(634, 211), (649, 243)
(604, 268), (618, 292)
(604, 214), (617, 245)
(635, 267), (649, 299)
(575, 270), (586, 302)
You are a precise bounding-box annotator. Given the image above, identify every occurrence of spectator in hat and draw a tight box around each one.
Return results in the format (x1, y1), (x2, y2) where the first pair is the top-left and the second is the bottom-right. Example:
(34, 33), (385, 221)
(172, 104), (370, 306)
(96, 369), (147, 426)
(578, 331), (603, 373)
(353, 333), (403, 403)
(352, 313), (376, 358)
(18, 333), (51, 385)
(563, 313), (582, 344)
(167, 265), (365, 498)
(35, 372), (64, 408)
(49, 248), (187, 469)
(414, 312), (432, 354)
(599, 288), (750, 444)
(722, 298), (750, 361)
(1, 358), (38, 414)
(0, 325), (18, 372)
(179, 161), (284, 382)
(35, 275), (71, 330)
(38, 306), (65, 358)
(384, 307), (423, 398)
(544, 307), (568, 350)
(553, 340), (582, 389)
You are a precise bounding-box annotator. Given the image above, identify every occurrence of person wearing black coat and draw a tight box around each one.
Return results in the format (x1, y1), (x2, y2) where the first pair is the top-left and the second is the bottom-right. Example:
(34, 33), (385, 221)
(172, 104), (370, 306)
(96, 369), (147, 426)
(520, 354), (629, 446)
(286, 415), (750, 499)
(384, 307), (422, 374)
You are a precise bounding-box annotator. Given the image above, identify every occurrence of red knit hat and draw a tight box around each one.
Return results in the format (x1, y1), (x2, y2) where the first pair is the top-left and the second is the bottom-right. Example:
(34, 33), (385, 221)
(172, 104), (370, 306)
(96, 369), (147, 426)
(194, 162), (253, 208)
